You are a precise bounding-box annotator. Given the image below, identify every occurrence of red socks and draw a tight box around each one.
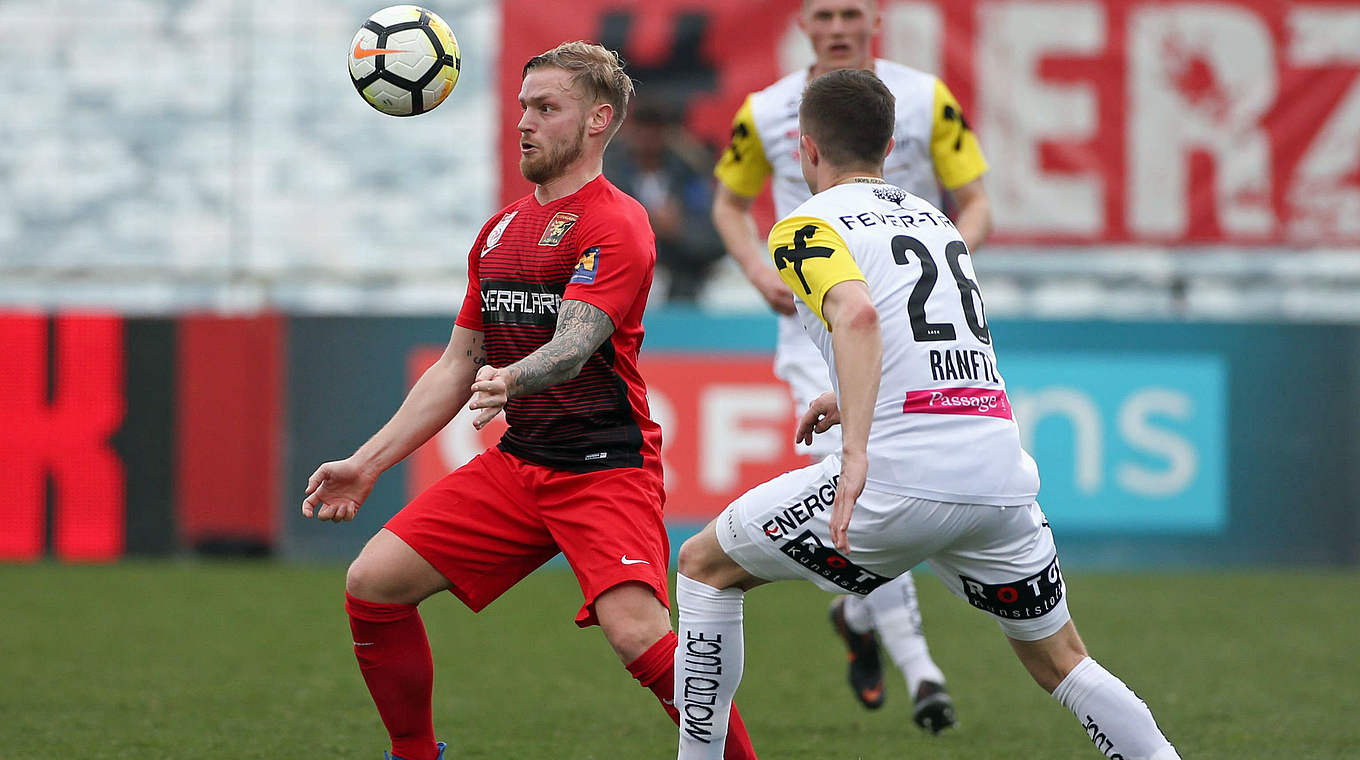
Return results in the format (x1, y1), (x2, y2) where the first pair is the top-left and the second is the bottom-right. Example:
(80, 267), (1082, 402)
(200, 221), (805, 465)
(346, 592), (439, 760)
(347, 596), (758, 759)
(627, 631), (759, 760)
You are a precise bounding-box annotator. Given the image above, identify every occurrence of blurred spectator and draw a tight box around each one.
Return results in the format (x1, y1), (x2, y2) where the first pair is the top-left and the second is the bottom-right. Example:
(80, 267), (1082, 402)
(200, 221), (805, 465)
(605, 100), (724, 303)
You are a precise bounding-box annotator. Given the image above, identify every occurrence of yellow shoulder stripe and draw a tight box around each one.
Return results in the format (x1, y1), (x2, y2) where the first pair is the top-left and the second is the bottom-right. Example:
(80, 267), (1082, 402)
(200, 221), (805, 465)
(714, 95), (772, 197)
(929, 79), (988, 190)
(768, 215), (865, 327)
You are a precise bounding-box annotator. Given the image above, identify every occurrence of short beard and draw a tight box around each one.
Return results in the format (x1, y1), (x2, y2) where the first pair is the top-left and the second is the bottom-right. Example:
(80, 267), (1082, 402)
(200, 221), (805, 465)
(521, 121), (587, 185)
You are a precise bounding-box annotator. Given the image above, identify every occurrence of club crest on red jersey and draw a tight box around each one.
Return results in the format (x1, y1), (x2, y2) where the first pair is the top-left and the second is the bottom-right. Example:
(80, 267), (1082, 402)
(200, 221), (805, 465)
(570, 247), (601, 284)
(538, 212), (579, 246)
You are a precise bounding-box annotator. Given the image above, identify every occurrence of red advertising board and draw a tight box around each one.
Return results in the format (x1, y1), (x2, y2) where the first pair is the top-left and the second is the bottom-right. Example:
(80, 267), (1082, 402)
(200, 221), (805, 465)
(500, 0), (1360, 246)
(0, 312), (284, 561)
(407, 348), (810, 521)
(0, 313), (126, 561)
(175, 315), (283, 550)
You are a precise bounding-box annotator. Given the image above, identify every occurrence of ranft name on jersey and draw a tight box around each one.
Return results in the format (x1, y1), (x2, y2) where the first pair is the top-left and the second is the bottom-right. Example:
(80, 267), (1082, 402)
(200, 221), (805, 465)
(929, 348), (999, 383)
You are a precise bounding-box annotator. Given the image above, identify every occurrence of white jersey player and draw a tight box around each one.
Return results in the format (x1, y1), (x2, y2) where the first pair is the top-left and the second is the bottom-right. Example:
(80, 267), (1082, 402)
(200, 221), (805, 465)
(676, 69), (1180, 760)
(711, 0), (991, 728)
(717, 61), (988, 461)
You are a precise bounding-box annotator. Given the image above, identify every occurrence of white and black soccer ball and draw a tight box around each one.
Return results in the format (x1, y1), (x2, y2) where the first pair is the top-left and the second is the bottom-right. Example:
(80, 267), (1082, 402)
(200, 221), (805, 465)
(348, 5), (461, 117)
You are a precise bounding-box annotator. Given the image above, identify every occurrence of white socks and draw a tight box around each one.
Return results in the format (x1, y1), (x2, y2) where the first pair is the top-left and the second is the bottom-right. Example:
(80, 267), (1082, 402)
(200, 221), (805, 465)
(675, 573), (746, 760)
(1052, 657), (1181, 760)
(842, 572), (946, 695)
(840, 591), (875, 632)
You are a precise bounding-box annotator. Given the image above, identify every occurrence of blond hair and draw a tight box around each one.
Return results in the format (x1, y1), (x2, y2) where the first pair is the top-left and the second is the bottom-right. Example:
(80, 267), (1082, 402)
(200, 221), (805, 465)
(802, 0), (878, 12)
(523, 41), (634, 139)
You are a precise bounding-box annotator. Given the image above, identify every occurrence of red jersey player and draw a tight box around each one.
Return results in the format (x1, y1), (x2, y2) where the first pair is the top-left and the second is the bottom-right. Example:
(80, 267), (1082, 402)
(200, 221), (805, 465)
(301, 42), (758, 760)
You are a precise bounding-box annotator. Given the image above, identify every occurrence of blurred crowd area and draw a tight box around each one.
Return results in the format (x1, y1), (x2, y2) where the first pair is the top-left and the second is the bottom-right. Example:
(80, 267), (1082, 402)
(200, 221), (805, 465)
(0, 0), (499, 314)
(3, 0), (1359, 321)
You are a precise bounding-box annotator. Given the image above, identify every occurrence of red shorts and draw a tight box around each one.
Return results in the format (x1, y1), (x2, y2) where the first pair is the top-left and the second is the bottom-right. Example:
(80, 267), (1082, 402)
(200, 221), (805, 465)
(384, 446), (669, 627)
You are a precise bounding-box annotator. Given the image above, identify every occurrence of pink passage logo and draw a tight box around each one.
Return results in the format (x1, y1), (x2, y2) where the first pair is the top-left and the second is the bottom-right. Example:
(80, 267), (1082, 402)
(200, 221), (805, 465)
(904, 388), (1013, 420)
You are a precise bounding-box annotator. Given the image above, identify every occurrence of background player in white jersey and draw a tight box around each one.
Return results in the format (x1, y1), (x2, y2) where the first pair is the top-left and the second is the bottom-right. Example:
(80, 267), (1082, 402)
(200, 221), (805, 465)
(675, 69), (1181, 760)
(711, 0), (989, 729)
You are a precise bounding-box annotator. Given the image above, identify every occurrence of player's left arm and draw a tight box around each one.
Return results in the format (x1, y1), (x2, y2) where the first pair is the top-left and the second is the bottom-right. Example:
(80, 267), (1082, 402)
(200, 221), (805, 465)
(930, 78), (993, 252)
(468, 300), (614, 429)
(821, 280), (881, 554)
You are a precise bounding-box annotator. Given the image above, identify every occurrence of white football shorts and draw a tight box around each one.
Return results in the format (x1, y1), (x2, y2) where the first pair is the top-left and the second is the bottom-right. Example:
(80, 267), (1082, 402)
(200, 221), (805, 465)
(717, 456), (1071, 641)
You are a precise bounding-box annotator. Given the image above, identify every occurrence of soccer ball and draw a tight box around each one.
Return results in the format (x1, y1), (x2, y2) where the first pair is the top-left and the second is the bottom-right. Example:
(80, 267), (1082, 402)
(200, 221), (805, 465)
(348, 5), (461, 117)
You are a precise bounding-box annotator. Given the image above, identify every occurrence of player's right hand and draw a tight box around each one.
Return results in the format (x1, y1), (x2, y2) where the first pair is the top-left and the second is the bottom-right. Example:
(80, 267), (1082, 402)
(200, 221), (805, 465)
(830, 452), (867, 554)
(468, 364), (510, 430)
(796, 392), (841, 445)
(302, 458), (377, 523)
(751, 265), (797, 316)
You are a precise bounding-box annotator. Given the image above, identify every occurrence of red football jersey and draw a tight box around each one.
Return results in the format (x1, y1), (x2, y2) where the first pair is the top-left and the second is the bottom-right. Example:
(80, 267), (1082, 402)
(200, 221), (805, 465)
(456, 175), (662, 472)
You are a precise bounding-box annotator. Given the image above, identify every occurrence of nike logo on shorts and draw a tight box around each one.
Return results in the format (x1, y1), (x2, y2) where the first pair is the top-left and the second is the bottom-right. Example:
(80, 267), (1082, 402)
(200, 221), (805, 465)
(620, 555), (650, 565)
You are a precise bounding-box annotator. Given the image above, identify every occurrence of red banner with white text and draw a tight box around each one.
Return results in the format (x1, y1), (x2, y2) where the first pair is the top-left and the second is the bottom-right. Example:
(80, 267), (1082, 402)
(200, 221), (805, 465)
(500, 0), (1360, 246)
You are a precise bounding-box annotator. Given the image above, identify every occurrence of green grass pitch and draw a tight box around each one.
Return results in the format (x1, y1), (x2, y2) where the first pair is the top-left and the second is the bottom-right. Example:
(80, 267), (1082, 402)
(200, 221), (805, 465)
(2, 562), (1356, 759)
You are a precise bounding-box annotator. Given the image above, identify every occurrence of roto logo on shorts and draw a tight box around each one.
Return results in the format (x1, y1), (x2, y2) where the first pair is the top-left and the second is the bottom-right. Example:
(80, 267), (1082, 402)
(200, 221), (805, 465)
(780, 530), (890, 596)
(959, 556), (1064, 620)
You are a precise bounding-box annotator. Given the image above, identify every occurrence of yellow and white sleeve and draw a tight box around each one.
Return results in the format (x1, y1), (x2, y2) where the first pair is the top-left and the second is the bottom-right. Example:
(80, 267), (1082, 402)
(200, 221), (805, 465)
(929, 79), (989, 191)
(713, 96), (773, 197)
(768, 215), (866, 328)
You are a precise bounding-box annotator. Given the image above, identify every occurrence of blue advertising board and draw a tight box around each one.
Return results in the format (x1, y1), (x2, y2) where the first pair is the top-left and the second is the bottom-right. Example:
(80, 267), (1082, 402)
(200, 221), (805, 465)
(1005, 353), (1227, 534)
(280, 312), (1359, 567)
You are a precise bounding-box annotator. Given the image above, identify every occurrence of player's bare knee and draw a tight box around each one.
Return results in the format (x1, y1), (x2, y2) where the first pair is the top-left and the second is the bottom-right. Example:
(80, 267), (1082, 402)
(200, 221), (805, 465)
(679, 534), (757, 591)
(596, 583), (671, 662)
(345, 529), (447, 604)
(602, 616), (668, 663)
(676, 534), (723, 583)
(344, 555), (386, 601)
(345, 553), (412, 604)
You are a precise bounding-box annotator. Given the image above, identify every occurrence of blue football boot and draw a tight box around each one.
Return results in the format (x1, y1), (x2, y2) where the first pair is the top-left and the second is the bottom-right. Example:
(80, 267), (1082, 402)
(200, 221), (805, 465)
(385, 741), (446, 760)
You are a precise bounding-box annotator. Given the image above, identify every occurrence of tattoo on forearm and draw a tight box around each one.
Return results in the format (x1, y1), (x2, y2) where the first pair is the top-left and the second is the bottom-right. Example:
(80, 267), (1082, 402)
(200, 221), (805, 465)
(463, 333), (486, 366)
(506, 300), (614, 398)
